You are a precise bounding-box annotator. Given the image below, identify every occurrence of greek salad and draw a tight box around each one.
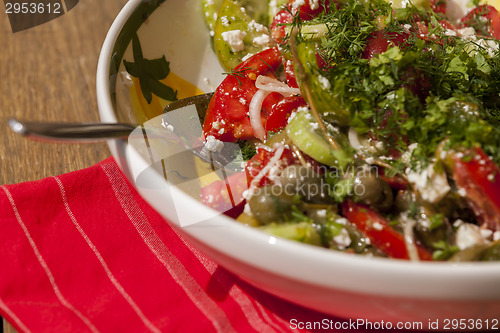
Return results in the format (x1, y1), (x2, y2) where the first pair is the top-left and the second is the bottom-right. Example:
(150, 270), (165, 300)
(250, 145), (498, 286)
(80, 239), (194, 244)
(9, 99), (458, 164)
(199, 0), (500, 261)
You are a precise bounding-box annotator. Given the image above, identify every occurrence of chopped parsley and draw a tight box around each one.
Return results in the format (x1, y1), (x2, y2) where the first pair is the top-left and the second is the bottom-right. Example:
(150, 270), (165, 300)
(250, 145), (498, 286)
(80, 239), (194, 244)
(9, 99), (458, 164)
(291, 0), (500, 169)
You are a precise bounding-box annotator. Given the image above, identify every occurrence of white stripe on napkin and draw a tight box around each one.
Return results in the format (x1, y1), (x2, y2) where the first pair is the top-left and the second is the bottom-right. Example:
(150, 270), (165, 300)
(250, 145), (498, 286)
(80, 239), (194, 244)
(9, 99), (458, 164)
(1, 185), (99, 333)
(172, 228), (288, 333)
(0, 296), (31, 333)
(53, 177), (161, 333)
(100, 164), (236, 333)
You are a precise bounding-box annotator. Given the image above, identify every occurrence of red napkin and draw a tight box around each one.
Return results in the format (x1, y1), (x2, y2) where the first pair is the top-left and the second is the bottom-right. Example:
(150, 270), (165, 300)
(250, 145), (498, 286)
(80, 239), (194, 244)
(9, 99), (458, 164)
(0, 157), (369, 333)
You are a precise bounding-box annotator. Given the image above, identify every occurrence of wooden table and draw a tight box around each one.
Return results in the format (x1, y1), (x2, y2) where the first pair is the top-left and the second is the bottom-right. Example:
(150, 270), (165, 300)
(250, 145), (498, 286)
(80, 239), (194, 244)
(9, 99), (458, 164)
(1, 0), (128, 331)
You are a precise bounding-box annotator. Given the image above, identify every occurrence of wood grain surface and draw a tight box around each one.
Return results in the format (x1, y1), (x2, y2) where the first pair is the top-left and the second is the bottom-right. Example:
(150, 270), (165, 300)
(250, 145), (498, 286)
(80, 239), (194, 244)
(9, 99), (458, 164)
(1, 0), (128, 331)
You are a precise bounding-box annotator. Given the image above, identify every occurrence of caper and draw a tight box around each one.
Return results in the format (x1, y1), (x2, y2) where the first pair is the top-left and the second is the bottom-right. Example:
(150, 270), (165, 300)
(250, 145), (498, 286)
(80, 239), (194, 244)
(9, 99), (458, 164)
(414, 215), (452, 249)
(394, 190), (412, 212)
(248, 185), (294, 225)
(344, 222), (372, 253)
(354, 175), (393, 211)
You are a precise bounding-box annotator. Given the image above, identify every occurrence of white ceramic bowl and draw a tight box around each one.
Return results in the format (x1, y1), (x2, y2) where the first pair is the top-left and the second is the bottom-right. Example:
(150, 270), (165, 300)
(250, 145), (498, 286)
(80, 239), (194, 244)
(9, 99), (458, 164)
(97, 0), (500, 324)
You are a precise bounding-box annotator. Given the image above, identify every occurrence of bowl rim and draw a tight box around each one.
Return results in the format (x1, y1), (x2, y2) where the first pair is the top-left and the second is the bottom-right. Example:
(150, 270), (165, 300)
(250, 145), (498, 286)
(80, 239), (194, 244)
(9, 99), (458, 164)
(96, 0), (500, 303)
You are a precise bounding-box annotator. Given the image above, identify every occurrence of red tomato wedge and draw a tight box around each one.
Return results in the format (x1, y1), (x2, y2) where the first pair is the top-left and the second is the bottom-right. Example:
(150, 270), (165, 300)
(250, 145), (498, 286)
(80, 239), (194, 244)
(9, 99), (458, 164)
(363, 30), (410, 59)
(270, 0), (334, 44)
(453, 147), (500, 231)
(245, 147), (298, 187)
(200, 171), (248, 218)
(202, 48), (306, 142)
(460, 5), (500, 39)
(202, 48), (283, 142)
(341, 200), (434, 260)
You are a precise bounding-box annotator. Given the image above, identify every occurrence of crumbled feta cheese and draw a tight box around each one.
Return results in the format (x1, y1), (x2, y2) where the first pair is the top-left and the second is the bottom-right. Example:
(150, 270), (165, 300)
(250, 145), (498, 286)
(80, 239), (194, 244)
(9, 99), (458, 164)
(253, 34), (271, 47)
(401, 143), (418, 164)
(333, 228), (352, 250)
(453, 219), (464, 228)
(288, 107), (308, 124)
(444, 29), (456, 37)
(317, 75), (331, 90)
(457, 27), (500, 57)
(406, 163), (450, 203)
(455, 223), (487, 250)
(480, 228), (493, 239)
(292, 0), (305, 10)
(336, 217), (348, 225)
(220, 16), (229, 26)
(364, 157), (375, 165)
(458, 27), (476, 38)
(316, 209), (327, 218)
(309, 0), (319, 10)
(221, 30), (247, 52)
(248, 20), (267, 33)
(200, 135), (225, 158)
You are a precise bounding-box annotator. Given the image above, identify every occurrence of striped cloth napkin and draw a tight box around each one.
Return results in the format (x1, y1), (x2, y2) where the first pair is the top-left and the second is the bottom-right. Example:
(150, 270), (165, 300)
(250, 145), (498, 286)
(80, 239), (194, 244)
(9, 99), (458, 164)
(0, 157), (357, 333)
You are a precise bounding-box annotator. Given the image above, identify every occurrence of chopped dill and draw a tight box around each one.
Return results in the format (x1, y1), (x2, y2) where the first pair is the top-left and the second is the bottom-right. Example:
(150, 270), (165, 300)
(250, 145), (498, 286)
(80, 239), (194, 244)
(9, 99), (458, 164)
(236, 139), (257, 161)
(290, 0), (500, 168)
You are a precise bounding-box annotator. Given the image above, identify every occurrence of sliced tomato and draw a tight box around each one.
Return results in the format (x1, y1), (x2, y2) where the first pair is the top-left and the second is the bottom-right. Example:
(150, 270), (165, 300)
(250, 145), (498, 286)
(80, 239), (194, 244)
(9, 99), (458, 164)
(284, 59), (299, 88)
(460, 5), (500, 39)
(270, 8), (295, 45)
(265, 96), (308, 132)
(200, 171), (248, 218)
(453, 147), (500, 231)
(492, 14), (500, 39)
(377, 168), (409, 191)
(245, 147), (298, 187)
(341, 200), (434, 260)
(363, 30), (410, 59)
(202, 48), (284, 142)
(430, 0), (446, 14)
(271, 0), (334, 45)
(203, 47), (307, 142)
(293, 0), (333, 20)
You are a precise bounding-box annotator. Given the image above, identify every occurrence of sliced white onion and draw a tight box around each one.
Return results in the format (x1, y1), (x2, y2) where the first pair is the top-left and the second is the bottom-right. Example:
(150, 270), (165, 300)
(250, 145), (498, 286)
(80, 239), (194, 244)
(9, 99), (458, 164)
(255, 75), (301, 96)
(249, 89), (271, 141)
(402, 216), (420, 262)
(348, 127), (363, 150)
